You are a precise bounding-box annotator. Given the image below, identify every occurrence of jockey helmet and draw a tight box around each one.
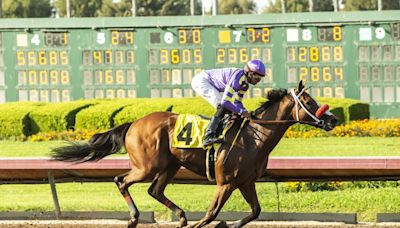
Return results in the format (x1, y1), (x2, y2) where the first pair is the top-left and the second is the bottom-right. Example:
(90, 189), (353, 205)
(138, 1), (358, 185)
(244, 59), (265, 76)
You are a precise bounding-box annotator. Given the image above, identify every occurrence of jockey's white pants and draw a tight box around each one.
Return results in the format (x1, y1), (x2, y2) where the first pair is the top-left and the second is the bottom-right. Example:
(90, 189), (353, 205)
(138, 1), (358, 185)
(191, 72), (221, 109)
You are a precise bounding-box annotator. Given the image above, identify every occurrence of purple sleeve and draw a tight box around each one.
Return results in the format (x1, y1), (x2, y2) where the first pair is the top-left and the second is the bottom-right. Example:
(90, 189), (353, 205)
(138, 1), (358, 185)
(221, 74), (248, 114)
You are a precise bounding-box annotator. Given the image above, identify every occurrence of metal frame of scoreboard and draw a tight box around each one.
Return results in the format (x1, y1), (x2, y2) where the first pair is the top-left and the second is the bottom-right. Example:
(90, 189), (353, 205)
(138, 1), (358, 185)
(0, 10), (399, 117)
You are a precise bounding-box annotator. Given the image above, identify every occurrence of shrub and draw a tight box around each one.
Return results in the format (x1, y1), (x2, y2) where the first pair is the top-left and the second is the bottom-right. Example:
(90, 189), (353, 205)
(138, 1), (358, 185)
(29, 100), (97, 133)
(285, 181), (344, 192)
(318, 97), (369, 124)
(113, 99), (176, 125)
(0, 102), (44, 137)
(285, 181), (400, 192)
(75, 99), (145, 130)
(28, 129), (97, 142)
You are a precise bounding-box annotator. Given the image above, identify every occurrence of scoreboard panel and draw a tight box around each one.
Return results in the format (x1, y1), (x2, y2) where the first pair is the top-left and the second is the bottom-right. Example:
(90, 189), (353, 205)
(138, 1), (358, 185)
(147, 28), (204, 98)
(284, 26), (345, 99)
(15, 31), (72, 102)
(80, 29), (138, 99)
(0, 11), (399, 117)
(214, 26), (274, 97)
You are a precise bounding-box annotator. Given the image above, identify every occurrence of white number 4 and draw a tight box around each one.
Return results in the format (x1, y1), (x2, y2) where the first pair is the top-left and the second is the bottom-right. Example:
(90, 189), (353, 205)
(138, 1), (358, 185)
(31, 34), (40, 45)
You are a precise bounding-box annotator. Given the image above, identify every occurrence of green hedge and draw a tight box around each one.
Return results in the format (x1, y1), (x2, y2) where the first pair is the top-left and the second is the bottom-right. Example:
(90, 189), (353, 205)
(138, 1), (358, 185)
(113, 98), (177, 125)
(0, 96), (370, 138)
(0, 102), (44, 137)
(29, 100), (97, 133)
(113, 98), (267, 126)
(111, 97), (366, 127)
(318, 97), (369, 124)
(75, 99), (149, 130)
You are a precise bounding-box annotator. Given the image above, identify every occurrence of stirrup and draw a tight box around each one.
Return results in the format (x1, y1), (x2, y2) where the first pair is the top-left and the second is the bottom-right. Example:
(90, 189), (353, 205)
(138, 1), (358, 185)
(203, 136), (224, 146)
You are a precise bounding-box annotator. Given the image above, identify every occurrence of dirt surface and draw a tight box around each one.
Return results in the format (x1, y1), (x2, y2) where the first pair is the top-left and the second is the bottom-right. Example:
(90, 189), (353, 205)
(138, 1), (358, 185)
(1, 220), (400, 228)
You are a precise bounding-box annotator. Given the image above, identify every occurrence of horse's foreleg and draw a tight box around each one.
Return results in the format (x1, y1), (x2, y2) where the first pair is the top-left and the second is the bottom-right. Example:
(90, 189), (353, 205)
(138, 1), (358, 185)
(232, 182), (261, 227)
(147, 164), (188, 227)
(114, 169), (149, 228)
(190, 184), (235, 228)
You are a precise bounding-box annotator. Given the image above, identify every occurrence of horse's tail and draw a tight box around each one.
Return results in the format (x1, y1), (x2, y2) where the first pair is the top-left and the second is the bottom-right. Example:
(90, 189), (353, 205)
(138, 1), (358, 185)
(52, 122), (132, 163)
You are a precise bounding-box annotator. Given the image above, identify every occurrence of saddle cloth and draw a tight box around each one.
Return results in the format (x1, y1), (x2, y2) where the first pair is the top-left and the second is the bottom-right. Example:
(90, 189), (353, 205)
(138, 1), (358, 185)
(172, 114), (209, 148)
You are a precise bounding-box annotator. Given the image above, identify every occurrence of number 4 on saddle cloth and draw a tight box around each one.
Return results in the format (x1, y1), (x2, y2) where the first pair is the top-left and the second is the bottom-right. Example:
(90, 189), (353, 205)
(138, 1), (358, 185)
(172, 114), (235, 149)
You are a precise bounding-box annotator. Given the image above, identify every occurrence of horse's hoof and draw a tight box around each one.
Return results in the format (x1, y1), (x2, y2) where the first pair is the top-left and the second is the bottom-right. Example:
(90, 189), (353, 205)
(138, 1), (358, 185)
(127, 218), (138, 228)
(215, 220), (229, 228)
(178, 217), (188, 227)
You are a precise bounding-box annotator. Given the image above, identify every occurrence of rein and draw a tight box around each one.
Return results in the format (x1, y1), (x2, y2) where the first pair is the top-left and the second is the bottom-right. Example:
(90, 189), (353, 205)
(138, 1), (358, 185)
(222, 88), (323, 165)
(249, 118), (318, 125)
(249, 88), (323, 127)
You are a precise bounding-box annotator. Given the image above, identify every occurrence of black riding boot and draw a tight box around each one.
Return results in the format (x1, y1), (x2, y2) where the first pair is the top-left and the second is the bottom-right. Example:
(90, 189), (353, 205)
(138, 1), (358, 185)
(203, 106), (227, 146)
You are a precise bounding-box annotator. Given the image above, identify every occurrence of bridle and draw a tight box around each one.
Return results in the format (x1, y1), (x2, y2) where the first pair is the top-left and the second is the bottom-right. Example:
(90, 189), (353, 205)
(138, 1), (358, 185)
(224, 87), (326, 165)
(249, 88), (325, 127)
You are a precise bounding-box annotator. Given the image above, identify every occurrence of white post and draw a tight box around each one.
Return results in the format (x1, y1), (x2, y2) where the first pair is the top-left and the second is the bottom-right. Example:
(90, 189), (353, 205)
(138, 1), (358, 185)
(48, 171), (61, 219)
(333, 0), (338, 12)
(212, 0), (218, 15)
(309, 0), (314, 12)
(132, 0), (136, 16)
(202, 0), (205, 15)
(190, 0), (195, 15)
(66, 0), (70, 18)
(281, 0), (286, 13)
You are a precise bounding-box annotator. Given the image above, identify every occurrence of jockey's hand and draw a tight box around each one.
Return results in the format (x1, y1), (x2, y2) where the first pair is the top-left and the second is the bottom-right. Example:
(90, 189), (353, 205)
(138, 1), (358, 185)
(241, 111), (251, 119)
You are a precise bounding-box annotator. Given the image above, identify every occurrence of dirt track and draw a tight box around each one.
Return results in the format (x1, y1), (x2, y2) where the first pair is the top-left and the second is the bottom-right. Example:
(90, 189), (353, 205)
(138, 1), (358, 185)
(2, 220), (400, 228)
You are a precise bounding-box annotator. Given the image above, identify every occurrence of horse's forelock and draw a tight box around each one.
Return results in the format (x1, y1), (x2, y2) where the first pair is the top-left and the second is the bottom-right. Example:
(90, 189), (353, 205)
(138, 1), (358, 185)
(254, 88), (288, 115)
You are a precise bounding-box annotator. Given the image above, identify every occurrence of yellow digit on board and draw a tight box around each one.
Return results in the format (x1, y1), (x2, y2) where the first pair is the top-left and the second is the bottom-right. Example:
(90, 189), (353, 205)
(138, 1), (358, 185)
(171, 49), (180, 64)
(17, 51), (26, 66)
(216, 48), (225, 64)
(182, 49), (191, 64)
(194, 49), (202, 63)
(298, 47), (307, 62)
(193, 29), (201, 44)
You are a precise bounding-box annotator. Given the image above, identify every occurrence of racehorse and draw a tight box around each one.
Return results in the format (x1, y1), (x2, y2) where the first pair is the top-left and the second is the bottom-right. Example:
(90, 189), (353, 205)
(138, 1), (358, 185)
(52, 81), (338, 228)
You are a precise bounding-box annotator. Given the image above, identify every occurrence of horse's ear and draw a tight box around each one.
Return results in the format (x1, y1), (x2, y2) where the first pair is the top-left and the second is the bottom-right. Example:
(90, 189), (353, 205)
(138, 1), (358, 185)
(297, 80), (304, 92)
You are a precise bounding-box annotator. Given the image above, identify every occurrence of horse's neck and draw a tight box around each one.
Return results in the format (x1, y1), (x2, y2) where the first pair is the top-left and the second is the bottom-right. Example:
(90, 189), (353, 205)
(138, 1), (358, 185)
(259, 96), (294, 124)
(256, 97), (294, 152)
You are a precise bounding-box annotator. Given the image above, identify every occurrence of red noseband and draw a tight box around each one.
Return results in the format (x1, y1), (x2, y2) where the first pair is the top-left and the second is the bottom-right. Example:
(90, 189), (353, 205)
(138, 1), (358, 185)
(315, 104), (329, 118)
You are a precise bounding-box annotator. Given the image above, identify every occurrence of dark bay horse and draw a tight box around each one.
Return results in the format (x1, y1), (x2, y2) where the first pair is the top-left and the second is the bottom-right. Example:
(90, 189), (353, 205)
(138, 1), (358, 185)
(52, 81), (338, 228)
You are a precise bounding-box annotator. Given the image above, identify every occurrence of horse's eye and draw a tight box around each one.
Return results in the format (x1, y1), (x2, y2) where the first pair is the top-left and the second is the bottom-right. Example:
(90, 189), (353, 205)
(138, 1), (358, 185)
(306, 101), (312, 107)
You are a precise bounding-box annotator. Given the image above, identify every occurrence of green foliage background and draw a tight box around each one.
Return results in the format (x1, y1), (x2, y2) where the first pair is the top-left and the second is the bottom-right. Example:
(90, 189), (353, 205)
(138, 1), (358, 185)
(0, 97), (368, 138)
(2, 0), (399, 18)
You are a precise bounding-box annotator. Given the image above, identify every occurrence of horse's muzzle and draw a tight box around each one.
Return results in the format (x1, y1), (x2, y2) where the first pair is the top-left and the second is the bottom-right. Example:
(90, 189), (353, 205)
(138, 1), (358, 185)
(319, 113), (338, 131)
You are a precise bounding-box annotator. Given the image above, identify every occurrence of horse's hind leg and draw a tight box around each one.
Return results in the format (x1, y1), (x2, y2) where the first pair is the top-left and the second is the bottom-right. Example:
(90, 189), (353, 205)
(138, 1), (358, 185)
(231, 182), (260, 227)
(114, 169), (150, 228)
(147, 162), (188, 227)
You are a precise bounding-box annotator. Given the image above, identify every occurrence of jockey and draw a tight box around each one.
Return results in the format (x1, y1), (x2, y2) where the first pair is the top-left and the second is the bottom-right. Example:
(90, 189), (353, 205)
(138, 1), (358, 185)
(191, 59), (266, 146)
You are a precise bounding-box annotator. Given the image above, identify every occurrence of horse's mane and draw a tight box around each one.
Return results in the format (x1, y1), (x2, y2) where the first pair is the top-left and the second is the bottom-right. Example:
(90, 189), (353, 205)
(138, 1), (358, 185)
(253, 89), (288, 115)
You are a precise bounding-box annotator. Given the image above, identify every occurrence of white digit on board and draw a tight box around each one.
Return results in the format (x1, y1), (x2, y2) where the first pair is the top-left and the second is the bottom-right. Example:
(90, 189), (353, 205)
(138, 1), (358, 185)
(31, 34), (40, 45)
(97, 32), (106, 44)
(233, 30), (242, 42)
(375, 27), (385, 39)
(164, 32), (174, 44)
(302, 29), (312, 41)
